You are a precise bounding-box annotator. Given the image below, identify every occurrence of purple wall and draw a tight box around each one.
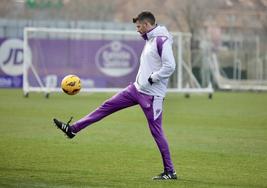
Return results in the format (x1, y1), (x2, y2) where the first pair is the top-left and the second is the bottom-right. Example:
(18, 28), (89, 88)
(0, 37), (144, 88)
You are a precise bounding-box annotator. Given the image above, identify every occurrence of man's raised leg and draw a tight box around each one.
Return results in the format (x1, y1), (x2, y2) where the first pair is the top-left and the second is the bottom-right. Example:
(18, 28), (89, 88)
(53, 84), (138, 137)
(71, 85), (138, 133)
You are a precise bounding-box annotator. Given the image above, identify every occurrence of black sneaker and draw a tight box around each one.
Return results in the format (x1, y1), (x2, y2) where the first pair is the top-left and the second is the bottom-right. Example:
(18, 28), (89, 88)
(152, 171), (177, 180)
(53, 117), (76, 139)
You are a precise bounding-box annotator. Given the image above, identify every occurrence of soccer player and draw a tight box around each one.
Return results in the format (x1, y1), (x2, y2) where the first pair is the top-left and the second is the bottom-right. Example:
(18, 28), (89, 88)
(53, 11), (177, 180)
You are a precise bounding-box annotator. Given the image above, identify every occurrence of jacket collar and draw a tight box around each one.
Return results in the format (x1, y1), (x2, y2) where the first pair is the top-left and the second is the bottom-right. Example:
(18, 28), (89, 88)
(141, 25), (158, 40)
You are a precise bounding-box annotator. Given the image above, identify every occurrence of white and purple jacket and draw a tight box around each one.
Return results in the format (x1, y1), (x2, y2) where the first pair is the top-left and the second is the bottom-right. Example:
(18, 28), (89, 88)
(134, 25), (176, 97)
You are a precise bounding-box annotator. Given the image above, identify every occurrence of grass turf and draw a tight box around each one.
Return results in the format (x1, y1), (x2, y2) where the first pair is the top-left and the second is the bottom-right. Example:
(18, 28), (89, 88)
(0, 89), (266, 188)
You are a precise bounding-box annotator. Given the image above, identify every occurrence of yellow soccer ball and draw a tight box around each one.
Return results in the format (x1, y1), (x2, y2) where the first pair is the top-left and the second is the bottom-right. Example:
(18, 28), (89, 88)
(61, 75), (81, 95)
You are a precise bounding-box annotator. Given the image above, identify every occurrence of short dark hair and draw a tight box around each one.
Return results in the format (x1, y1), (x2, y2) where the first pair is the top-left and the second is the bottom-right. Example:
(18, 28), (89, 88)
(132, 11), (156, 25)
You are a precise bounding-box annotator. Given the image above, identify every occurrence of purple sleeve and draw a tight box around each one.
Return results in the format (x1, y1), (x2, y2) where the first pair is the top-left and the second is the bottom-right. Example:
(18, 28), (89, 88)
(156, 36), (168, 58)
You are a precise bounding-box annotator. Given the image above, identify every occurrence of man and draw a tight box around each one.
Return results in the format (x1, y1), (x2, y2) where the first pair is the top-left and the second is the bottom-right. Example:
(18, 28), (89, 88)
(53, 11), (177, 180)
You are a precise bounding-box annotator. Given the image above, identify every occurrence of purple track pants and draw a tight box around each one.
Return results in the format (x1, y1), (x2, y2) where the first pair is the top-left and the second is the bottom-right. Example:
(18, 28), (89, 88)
(71, 83), (175, 172)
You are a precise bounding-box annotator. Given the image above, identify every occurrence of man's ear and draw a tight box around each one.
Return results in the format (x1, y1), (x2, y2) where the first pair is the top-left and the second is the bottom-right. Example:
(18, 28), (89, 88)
(144, 21), (150, 29)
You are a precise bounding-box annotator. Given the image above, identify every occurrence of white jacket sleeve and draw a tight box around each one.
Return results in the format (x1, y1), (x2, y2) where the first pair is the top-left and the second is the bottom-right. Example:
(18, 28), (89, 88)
(150, 40), (176, 82)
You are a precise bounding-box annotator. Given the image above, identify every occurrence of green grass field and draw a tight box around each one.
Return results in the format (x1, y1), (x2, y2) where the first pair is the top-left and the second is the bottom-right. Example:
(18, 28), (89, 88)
(0, 89), (267, 188)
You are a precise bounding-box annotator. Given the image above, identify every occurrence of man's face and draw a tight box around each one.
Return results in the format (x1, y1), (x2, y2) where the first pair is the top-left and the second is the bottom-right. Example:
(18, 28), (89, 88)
(135, 20), (149, 35)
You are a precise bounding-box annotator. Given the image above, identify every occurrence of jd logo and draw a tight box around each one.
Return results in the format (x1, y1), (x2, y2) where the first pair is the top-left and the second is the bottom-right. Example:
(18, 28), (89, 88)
(0, 39), (24, 76)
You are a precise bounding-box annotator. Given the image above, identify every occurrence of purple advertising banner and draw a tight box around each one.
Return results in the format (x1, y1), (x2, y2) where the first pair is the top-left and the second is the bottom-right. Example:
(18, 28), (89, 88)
(0, 38), (24, 88)
(0, 37), (144, 89)
(28, 38), (144, 88)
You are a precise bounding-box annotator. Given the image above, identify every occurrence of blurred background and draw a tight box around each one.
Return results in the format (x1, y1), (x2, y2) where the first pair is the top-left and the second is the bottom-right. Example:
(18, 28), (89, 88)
(0, 2), (267, 187)
(0, 0), (267, 91)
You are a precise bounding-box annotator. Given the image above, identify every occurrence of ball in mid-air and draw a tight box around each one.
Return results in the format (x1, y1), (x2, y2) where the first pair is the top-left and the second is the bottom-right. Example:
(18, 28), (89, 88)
(61, 75), (81, 95)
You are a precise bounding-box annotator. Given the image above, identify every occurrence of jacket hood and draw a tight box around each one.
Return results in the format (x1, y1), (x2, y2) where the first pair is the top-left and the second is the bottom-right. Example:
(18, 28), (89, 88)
(142, 25), (173, 43)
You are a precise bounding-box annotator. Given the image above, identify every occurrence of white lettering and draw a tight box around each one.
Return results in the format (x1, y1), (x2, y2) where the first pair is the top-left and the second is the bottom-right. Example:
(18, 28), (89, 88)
(0, 77), (12, 86)
(95, 41), (138, 77)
